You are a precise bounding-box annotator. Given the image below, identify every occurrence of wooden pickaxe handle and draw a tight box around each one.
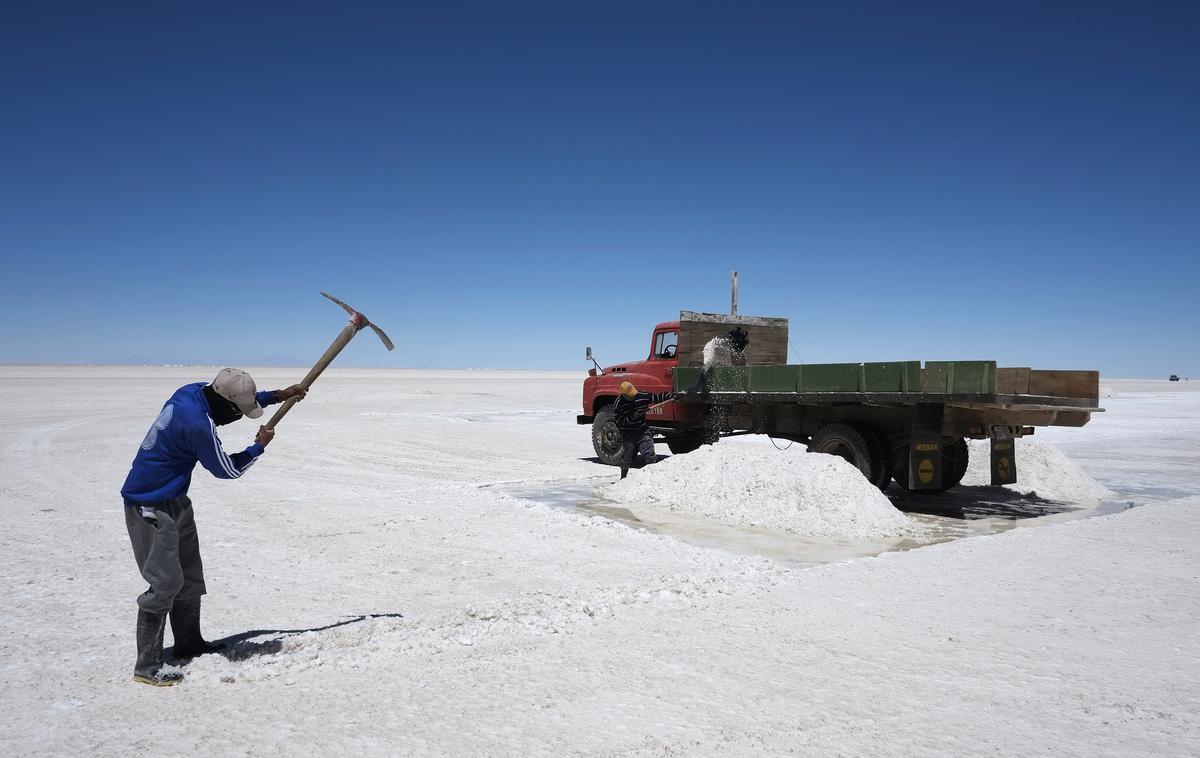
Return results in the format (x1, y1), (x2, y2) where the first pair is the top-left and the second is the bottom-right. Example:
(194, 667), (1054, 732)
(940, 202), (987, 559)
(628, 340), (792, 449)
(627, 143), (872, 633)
(647, 400), (672, 413)
(264, 322), (358, 431)
(262, 293), (394, 432)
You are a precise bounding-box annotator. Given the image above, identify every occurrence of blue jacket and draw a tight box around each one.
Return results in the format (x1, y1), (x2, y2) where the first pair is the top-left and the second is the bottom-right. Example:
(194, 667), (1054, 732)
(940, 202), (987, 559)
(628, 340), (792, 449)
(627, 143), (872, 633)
(121, 382), (281, 504)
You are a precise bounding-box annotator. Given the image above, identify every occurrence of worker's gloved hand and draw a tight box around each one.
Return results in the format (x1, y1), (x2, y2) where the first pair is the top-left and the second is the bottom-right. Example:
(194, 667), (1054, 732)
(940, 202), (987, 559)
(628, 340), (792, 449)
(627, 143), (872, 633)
(256, 426), (275, 447)
(279, 385), (307, 402)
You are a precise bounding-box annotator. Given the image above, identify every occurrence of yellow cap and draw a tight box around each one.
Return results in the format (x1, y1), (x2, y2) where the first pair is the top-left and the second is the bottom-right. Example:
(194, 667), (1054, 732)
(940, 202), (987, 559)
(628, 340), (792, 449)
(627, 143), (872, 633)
(619, 381), (637, 398)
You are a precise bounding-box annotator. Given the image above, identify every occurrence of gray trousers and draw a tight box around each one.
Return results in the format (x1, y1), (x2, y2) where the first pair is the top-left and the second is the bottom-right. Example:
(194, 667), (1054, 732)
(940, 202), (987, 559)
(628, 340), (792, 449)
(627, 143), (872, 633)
(619, 429), (657, 477)
(124, 495), (206, 614)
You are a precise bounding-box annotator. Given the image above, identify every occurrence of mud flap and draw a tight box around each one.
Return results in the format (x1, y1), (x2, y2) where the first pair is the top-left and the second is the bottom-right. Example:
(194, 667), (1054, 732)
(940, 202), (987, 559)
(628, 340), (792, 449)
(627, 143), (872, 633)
(990, 433), (1017, 485)
(902, 404), (944, 490)
(908, 436), (943, 489)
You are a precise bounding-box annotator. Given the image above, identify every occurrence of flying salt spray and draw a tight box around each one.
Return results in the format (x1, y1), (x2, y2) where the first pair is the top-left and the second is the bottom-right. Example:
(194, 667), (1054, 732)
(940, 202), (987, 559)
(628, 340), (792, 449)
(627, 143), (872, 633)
(696, 327), (750, 435)
(703, 336), (734, 369)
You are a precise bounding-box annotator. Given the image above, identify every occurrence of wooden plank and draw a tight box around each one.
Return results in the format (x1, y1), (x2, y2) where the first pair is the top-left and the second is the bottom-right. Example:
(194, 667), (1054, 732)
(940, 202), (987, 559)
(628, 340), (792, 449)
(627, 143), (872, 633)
(679, 310), (789, 327)
(678, 311), (789, 368)
(708, 366), (749, 392)
(951, 361), (996, 394)
(861, 362), (920, 392)
(923, 362), (950, 393)
(749, 365), (799, 393)
(673, 367), (703, 393)
(677, 362), (1099, 406)
(996, 367), (1031, 395)
(923, 361), (997, 394)
(1027, 370), (1099, 401)
(800, 363), (861, 392)
(1053, 411), (1093, 427)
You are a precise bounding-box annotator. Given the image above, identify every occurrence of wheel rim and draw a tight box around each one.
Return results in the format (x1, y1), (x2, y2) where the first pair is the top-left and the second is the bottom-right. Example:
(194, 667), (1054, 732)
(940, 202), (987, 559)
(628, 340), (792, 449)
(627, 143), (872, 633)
(817, 440), (855, 466)
(600, 422), (622, 455)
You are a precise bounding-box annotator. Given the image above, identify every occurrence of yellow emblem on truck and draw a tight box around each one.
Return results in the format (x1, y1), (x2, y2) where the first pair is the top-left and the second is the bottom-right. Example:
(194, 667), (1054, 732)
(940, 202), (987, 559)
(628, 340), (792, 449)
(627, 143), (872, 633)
(918, 458), (935, 484)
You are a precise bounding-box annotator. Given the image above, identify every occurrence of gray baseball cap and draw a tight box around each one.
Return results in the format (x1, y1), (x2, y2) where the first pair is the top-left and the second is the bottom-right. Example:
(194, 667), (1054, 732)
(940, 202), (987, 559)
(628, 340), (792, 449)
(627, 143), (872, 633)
(211, 367), (263, 419)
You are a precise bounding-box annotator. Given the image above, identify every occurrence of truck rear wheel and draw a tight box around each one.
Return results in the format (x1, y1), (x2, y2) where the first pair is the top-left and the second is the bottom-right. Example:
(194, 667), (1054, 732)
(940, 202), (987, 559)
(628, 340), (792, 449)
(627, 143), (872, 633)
(666, 434), (703, 455)
(808, 423), (877, 482)
(892, 436), (969, 492)
(591, 406), (624, 465)
(942, 436), (970, 489)
(858, 426), (894, 492)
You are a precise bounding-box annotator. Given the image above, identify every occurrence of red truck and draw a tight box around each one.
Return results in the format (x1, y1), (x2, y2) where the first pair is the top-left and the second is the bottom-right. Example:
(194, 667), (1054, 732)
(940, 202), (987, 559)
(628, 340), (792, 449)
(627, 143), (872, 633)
(579, 310), (1102, 492)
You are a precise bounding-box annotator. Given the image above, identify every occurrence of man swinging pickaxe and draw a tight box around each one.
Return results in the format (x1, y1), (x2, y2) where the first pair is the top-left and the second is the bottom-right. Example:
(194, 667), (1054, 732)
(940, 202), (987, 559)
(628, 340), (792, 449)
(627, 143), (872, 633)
(119, 293), (393, 685)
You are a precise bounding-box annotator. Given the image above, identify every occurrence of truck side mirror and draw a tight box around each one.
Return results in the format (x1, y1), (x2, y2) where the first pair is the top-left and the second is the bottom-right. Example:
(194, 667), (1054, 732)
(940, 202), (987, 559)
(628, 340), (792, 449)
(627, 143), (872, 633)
(586, 346), (604, 375)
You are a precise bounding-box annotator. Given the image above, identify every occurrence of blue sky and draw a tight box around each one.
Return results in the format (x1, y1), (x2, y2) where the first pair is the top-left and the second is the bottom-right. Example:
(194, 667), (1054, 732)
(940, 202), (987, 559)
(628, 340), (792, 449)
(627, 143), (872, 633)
(2, 2), (1196, 376)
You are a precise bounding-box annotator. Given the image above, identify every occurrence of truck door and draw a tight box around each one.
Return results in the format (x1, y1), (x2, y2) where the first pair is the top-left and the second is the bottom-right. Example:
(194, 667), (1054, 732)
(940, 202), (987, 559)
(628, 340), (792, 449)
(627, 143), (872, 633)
(647, 329), (680, 422)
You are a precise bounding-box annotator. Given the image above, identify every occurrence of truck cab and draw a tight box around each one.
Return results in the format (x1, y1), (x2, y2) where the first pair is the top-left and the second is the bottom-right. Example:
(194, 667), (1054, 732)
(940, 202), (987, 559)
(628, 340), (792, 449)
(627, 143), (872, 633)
(580, 320), (679, 420)
(578, 321), (690, 463)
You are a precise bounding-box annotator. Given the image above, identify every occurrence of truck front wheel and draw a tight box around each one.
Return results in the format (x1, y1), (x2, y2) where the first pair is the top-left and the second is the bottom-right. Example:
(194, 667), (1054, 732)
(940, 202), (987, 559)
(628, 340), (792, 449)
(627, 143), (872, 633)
(591, 406), (624, 465)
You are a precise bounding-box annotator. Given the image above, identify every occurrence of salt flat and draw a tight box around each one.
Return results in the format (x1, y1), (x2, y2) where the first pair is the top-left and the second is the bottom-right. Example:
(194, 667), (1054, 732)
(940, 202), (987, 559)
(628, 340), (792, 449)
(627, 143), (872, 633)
(1, 367), (1197, 756)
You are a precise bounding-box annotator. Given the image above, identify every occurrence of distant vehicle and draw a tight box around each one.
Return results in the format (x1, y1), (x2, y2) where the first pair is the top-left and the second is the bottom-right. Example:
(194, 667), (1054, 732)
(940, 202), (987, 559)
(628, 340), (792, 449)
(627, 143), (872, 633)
(1169, 375), (1181, 382)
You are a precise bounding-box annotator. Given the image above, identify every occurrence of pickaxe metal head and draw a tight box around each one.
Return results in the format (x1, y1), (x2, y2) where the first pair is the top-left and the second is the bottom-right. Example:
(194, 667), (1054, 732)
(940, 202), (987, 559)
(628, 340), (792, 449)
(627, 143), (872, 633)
(263, 293), (395, 430)
(321, 291), (395, 351)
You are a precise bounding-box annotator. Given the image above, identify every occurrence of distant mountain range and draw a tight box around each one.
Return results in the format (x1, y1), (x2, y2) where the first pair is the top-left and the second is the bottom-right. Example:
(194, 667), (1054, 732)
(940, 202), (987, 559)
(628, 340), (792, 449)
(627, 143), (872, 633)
(102, 354), (314, 367)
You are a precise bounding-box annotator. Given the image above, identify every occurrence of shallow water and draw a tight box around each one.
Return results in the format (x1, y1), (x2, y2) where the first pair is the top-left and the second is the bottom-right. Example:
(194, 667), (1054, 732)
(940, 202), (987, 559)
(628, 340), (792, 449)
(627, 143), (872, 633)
(492, 476), (1139, 567)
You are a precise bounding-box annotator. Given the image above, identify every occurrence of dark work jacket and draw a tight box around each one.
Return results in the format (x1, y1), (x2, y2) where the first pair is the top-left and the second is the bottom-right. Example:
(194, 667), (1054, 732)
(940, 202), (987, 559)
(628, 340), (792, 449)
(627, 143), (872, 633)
(613, 391), (672, 432)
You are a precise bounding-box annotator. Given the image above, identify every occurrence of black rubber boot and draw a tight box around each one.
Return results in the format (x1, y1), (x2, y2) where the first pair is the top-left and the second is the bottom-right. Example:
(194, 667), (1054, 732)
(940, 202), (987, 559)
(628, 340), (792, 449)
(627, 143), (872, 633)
(169, 597), (225, 661)
(133, 609), (183, 686)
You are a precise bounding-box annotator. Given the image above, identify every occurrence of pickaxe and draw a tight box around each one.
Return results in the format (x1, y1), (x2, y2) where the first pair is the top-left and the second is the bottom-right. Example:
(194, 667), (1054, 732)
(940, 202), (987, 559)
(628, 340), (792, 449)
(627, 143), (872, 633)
(264, 292), (394, 430)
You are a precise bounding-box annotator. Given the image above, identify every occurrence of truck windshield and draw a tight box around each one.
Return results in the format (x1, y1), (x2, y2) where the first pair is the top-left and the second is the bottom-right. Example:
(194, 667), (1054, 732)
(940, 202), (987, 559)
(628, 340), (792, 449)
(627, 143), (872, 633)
(653, 331), (678, 359)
